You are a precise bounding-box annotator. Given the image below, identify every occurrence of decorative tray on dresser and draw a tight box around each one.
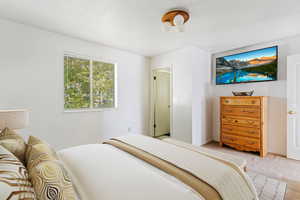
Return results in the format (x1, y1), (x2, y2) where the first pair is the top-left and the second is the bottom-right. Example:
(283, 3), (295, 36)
(220, 96), (268, 157)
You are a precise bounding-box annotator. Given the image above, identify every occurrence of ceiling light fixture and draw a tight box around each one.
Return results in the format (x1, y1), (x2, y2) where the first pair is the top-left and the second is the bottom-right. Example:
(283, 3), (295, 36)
(162, 9), (190, 32)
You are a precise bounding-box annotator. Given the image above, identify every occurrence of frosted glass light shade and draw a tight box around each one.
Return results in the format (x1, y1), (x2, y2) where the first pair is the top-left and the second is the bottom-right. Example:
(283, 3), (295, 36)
(173, 14), (185, 26)
(162, 14), (185, 32)
(0, 109), (29, 130)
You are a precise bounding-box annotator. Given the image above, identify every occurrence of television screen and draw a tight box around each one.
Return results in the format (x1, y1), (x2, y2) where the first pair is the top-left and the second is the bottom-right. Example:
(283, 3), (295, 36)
(216, 46), (278, 85)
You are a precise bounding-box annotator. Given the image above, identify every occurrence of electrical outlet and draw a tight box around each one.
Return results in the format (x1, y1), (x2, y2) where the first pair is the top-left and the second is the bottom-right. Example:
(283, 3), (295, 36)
(128, 127), (132, 132)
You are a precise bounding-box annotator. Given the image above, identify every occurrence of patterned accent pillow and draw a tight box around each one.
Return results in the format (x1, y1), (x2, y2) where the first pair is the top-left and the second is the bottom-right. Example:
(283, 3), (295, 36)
(0, 145), (36, 199)
(25, 136), (57, 166)
(28, 135), (44, 146)
(27, 144), (58, 172)
(0, 128), (26, 163)
(30, 160), (76, 200)
(25, 136), (44, 163)
(26, 137), (77, 200)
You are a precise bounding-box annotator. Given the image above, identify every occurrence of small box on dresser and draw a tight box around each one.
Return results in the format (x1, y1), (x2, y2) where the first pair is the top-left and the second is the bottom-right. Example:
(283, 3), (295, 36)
(220, 96), (268, 157)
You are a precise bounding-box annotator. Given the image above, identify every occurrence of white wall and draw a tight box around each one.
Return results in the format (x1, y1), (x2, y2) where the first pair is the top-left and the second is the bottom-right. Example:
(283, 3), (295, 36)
(0, 19), (150, 150)
(192, 49), (212, 145)
(211, 35), (300, 155)
(150, 46), (211, 145)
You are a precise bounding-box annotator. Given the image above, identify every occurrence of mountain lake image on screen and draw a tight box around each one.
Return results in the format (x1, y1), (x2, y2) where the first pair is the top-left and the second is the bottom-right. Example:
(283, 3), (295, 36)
(216, 46), (278, 85)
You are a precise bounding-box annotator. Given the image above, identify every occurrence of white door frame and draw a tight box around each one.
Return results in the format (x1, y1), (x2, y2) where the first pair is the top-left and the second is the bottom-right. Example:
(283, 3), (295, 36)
(287, 54), (300, 160)
(150, 67), (173, 138)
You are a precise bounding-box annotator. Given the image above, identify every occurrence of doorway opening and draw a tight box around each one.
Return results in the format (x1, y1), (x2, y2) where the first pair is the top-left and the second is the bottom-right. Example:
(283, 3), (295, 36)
(151, 68), (172, 138)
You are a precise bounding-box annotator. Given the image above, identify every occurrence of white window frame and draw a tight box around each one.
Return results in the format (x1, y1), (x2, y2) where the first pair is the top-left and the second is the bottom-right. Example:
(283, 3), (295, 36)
(63, 52), (118, 113)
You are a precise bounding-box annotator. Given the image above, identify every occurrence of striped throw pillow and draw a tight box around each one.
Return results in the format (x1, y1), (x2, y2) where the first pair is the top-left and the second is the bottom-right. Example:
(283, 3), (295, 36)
(0, 145), (36, 199)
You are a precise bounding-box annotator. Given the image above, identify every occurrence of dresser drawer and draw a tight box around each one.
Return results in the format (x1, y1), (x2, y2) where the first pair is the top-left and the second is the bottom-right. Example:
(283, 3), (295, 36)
(222, 116), (260, 128)
(222, 124), (260, 138)
(221, 98), (260, 106)
(222, 105), (260, 118)
(222, 134), (260, 150)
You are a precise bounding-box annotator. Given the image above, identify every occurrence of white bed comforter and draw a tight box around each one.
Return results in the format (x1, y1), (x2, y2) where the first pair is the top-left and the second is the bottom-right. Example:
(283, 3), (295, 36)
(58, 144), (204, 200)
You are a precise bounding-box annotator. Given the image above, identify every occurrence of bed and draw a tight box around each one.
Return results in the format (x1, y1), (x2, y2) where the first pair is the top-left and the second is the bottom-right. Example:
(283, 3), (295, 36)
(57, 135), (258, 200)
(0, 128), (257, 200)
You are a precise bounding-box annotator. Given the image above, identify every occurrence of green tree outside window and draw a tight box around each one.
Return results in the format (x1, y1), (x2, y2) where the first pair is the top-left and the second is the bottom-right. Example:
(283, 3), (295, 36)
(64, 55), (116, 110)
(92, 61), (115, 108)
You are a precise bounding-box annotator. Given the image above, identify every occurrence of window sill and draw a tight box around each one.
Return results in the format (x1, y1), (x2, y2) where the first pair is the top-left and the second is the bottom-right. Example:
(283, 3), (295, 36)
(63, 108), (117, 113)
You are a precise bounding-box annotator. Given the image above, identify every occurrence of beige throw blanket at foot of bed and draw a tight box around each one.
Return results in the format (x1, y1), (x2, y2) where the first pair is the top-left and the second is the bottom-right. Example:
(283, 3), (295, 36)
(104, 135), (258, 200)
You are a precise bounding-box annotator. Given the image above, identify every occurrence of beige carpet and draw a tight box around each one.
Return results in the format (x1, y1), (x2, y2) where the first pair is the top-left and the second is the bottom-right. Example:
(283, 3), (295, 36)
(203, 142), (300, 183)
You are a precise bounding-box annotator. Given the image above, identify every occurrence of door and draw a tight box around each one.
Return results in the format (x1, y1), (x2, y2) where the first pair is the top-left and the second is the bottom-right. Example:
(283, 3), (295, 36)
(287, 55), (300, 160)
(153, 70), (171, 137)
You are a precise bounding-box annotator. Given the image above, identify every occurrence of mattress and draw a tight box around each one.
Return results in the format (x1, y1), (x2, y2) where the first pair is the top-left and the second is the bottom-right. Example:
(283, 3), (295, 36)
(58, 144), (204, 200)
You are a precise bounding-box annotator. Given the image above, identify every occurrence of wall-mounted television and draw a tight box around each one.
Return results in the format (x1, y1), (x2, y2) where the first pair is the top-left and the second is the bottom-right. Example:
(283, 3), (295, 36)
(216, 46), (278, 85)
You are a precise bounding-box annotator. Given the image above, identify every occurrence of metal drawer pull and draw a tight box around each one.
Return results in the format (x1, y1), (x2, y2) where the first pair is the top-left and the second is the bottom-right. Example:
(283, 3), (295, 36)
(288, 110), (296, 115)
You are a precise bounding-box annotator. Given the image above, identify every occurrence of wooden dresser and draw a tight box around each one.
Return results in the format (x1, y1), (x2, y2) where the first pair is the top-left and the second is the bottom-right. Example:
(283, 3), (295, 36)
(220, 96), (268, 157)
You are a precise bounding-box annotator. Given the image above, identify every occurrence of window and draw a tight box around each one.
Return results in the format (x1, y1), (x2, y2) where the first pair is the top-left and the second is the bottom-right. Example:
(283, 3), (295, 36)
(64, 55), (116, 111)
